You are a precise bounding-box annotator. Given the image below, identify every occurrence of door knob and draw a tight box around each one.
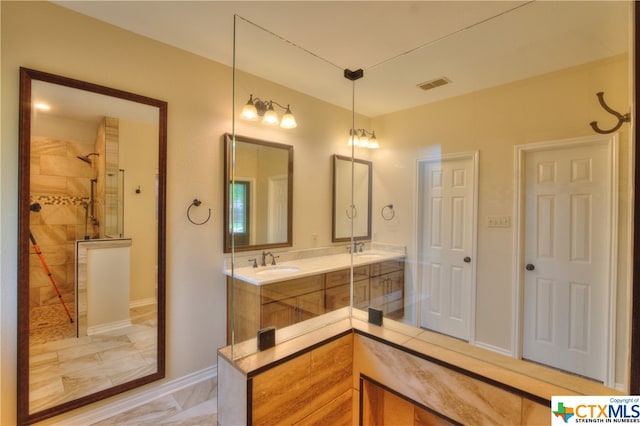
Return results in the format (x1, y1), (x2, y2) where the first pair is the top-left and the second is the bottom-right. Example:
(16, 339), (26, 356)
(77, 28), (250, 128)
(526, 264), (535, 271)
(463, 256), (471, 263)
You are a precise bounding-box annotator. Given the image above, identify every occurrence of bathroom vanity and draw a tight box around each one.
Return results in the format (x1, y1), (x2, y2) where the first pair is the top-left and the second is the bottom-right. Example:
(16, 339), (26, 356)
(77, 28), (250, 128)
(218, 310), (620, 425)
(226, 252), (405, 343)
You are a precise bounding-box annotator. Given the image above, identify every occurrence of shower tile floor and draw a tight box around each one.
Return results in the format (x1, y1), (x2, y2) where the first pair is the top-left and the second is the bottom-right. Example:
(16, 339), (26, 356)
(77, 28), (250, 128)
(29, 304), (158, 414)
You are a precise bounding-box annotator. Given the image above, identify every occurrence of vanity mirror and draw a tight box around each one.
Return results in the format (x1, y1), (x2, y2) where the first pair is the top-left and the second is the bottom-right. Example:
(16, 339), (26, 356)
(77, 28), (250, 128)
(17, 68), (166, 424)
(332, 154), (372, 242)
(223, 133), (293, 253)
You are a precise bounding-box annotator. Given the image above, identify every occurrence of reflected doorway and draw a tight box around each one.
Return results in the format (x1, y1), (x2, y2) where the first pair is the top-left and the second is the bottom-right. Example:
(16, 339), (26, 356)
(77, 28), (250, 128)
(418, 152), (478, 341)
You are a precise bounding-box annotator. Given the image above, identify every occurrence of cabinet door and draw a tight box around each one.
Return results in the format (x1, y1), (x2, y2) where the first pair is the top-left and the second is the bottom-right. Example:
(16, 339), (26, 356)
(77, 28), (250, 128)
(370, 271), (404, 317)
(299, 290), (325, 321)
(326, 283), (350, 311)
(327, 279), (370, 312)
(262, 297), (297, 329)
(369, 277), (386, 311)
(353, 279), (370, 309)
(385, 271), (404, 318)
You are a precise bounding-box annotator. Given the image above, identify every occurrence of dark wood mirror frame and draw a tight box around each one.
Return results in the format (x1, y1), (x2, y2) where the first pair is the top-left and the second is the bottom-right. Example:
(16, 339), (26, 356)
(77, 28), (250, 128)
(17, 67), (167, 425)
(223, 133), (293, 253)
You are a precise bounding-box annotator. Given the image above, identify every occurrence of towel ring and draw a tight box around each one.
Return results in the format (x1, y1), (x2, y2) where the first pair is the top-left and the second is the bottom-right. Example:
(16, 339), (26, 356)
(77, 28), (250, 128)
(381, 204), (395, 221)
(345, 205), (358, 220)
(187, 198), (211, 225)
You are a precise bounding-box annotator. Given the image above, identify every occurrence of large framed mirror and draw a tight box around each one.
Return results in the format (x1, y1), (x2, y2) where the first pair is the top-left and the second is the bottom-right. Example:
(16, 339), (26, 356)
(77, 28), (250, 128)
(332, 154), (372, 242)
(223, 133), (293, 253)
(17, 68), (166, 424)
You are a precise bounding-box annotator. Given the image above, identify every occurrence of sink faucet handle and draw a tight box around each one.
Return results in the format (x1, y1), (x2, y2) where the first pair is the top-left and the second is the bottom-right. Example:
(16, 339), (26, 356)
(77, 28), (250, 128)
(261, 251), (272, 267)
(270, 255), (279, 265)
(248, 258), (258, 268)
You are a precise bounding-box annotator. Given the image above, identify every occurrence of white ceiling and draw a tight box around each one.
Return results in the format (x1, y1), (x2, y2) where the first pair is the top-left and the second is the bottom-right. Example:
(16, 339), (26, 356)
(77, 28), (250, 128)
(54, 1), (630, 117)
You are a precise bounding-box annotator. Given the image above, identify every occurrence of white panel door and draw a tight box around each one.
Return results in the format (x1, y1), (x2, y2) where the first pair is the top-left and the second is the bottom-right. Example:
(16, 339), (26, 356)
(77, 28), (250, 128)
(522, 142), (611, 381)
(419, 155), (475, 341)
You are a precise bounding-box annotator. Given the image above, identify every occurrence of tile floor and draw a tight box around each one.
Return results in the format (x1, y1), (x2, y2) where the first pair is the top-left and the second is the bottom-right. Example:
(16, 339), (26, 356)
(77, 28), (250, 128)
(91, 377), (218, 426)
(29, 305), (158, 415)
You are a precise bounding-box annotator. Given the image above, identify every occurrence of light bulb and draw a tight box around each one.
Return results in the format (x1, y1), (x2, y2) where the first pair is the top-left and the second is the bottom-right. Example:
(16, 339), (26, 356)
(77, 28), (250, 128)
(368, 131), (379, 149)
(34, 102), (50, 111)
(359, 130), (369, 147)
(262, 102), (279, 125)
(280, 105), (297, 128)
(347, 129), (359, 146)
(240, 95), (258, 121)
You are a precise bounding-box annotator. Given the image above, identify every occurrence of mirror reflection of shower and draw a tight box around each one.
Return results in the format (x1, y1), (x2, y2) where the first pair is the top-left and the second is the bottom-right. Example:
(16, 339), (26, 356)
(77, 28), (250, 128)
(76, 151), (99, 165)
(77, 152), (100, 239)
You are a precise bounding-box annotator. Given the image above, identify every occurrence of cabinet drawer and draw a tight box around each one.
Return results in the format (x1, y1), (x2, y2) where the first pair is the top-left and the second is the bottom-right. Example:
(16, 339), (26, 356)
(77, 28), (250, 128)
(326, 265), (369, 288)
(371, 260), (403, 276)
(262, 274), (324, 304)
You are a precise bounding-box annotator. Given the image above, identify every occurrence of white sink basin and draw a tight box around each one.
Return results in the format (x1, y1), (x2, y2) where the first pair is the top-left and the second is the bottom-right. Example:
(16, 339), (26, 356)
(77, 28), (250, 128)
(255, 265), (301, 275)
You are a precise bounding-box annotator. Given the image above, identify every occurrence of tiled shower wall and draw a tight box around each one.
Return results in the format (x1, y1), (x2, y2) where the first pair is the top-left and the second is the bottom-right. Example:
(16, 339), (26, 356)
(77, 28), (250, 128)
(29, 132), (103, 341)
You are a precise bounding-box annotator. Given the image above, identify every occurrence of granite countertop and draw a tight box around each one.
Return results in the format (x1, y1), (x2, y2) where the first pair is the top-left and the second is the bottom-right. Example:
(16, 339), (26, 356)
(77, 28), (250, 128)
(225, 250), (405, 285)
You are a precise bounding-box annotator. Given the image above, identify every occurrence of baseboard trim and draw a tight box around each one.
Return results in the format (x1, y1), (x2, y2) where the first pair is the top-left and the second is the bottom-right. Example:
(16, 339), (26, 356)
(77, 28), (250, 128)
(87, 319), (132, 335)
(130, 297), (157, 309)
(474, 340), (513, 357)
(47, 365), (217, 425)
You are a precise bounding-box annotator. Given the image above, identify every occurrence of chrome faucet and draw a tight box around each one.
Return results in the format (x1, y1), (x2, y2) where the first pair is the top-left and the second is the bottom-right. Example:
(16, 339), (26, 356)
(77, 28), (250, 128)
(351, 242), (365, 253)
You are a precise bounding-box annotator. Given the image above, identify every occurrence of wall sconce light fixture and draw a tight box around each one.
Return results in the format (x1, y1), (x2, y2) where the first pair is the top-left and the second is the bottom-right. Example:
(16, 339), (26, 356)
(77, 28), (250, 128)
(348, 128), (379, 149)
(240, 94), (297, 129)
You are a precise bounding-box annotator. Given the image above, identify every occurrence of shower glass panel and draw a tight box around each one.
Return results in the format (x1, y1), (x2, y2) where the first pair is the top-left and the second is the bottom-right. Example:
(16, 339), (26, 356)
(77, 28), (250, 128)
(104, 169), (124, 238)
(229, 2), (634, 393)
(230, 15), (355, 357)
(359, 1), (633, 391)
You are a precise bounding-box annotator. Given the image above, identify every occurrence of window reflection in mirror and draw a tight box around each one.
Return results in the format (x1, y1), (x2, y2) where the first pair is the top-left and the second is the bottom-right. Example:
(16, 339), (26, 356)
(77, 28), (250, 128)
(224, 133), (293, 253)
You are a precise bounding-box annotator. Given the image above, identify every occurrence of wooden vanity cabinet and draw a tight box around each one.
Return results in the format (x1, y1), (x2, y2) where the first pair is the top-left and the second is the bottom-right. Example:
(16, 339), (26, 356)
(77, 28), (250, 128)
(227, 259), (405, 343)
(369, 260), (404, 319)
(261, 275), (325, 330)
(227, 274), (324, 343)
(325, 265), (370, 311)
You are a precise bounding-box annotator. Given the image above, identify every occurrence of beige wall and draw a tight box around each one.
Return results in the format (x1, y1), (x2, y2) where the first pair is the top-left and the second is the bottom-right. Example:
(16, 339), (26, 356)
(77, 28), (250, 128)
(120, 119), (159, 303)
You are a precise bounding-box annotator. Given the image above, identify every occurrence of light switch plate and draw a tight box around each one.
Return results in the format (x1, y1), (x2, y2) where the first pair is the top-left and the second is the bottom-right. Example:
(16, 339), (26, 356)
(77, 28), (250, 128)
(488, 216), (511, 228)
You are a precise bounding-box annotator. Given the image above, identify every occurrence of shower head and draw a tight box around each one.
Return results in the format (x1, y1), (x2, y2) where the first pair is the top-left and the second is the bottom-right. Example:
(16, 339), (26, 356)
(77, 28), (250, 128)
(76, 152), (99, 164)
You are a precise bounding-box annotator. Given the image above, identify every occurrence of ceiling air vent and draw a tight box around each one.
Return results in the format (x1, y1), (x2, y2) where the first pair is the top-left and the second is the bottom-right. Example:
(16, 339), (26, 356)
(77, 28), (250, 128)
(417, 77), (451, 91)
